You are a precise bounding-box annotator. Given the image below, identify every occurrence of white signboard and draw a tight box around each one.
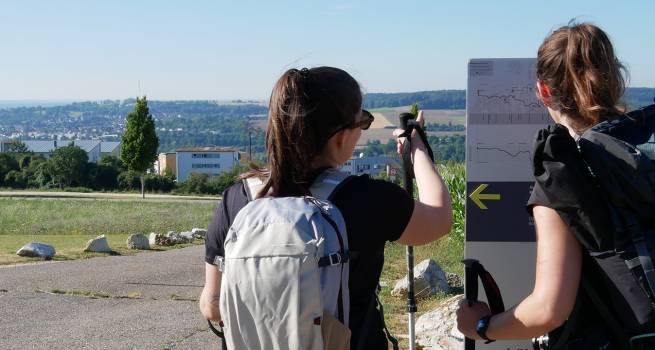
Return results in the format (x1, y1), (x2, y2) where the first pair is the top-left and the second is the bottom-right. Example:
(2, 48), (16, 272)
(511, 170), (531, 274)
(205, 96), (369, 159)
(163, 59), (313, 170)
(465, 58), (551, 350)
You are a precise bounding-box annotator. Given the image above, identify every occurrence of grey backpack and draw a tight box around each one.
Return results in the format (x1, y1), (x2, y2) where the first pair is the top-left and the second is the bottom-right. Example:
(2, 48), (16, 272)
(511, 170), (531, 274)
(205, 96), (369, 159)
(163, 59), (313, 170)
(218, 169), (352, 350)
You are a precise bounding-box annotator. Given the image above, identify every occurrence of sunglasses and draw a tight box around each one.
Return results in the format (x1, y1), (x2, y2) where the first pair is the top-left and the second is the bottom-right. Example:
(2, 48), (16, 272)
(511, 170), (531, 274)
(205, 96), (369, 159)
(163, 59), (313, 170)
(327, 110), (375, 138)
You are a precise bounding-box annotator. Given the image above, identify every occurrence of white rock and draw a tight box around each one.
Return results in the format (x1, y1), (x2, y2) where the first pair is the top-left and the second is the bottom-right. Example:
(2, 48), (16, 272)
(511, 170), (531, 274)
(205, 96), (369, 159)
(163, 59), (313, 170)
(126, 233), (150, 250)
(148, 232), (158, 246)
(16, 242), (56, 259)
(180, 231), (195, 242)
(191, 228), (207, 239)
(416, 294), (464, 350)
(84, 235), (112, 253)
(391, 259), (450, 298)
(161, 231), (190, 245)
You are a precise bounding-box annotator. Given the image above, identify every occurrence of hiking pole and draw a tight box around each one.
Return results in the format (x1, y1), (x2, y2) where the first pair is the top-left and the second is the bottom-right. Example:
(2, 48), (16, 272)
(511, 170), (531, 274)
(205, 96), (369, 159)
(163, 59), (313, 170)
(399, 112), (418, 350)
(463, 259), (480, 350)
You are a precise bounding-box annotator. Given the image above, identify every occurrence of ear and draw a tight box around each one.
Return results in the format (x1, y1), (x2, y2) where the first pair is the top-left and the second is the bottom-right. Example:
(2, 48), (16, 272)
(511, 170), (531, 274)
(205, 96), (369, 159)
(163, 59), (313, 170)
(536, 80), (555, 108)
(332, 129), (347, 149)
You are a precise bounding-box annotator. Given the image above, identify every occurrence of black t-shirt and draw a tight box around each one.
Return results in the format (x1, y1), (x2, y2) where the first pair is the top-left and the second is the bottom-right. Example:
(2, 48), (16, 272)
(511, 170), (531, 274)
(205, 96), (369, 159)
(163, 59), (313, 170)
(205, 174), (414, 349)
(527, 182), (618, 346)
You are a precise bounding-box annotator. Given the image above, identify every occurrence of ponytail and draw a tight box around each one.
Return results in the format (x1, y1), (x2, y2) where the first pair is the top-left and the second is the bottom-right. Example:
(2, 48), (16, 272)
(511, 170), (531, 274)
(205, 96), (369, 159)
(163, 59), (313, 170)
(249, 67), (362, 198)
(537, 22), (627, 127)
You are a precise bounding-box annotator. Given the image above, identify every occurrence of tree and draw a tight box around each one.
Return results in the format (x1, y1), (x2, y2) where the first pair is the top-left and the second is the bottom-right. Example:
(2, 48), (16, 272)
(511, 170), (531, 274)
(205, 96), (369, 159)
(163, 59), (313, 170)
(0, 153), (19, 186)
(410, 103), (419, 117)
(179, 173), (210, 194)
(48, 144), (89, 188)
(5, 140), (30, 153)
(120, 96), (159, 198)
(94, 155), (124, 190)
(4, 170), (26, 188)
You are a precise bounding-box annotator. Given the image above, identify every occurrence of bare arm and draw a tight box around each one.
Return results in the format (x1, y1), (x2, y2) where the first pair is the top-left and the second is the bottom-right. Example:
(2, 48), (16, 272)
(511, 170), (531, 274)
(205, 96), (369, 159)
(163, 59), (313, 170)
(457, 205), (582, 339)
(396, 111), (453, 246)
(199, 262), (222, 321)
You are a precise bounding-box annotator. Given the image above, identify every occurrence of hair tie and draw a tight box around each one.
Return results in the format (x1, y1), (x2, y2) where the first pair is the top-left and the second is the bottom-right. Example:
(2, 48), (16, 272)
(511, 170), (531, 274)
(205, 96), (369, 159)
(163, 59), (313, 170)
(299, 68), (310, 78)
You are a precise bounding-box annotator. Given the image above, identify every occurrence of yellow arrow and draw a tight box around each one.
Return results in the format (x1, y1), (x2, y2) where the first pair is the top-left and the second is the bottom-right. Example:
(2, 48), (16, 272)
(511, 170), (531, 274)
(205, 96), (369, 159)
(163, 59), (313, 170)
(469, 183), (501, 210)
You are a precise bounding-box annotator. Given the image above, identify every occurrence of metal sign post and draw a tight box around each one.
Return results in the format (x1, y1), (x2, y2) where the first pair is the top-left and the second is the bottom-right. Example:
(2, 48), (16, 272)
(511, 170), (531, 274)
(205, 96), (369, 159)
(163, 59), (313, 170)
(465, 58), (551, 350)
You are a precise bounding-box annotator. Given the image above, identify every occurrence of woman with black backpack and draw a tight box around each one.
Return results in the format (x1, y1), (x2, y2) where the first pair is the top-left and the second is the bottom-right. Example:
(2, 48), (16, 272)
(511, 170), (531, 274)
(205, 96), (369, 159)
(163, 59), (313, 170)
(457, 22), (655, 350)
(199, 66), (453, 349)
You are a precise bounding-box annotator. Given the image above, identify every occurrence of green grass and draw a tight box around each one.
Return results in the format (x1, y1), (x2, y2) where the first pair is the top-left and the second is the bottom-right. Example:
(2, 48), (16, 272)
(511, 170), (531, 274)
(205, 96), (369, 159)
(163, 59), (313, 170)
(380, 163), (466, 345)
(0, 197), (216, 265)
(0, 198), (216, 235)
(36, 288), (143, 299)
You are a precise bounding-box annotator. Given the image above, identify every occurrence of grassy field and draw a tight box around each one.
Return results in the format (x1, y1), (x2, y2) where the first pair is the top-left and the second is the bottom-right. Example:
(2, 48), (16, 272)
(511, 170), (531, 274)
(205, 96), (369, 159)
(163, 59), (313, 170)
(379, 163), (466, 345)
(0, 197), (217, 265)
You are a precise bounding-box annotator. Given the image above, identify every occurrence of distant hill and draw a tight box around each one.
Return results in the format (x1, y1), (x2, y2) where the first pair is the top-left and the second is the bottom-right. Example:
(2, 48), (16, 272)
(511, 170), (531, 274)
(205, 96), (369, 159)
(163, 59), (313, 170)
(363, 90), (465, 109)
(363, 88), (655, 110)
(2, 88), (653, 154)
(624, 88), (655, 108)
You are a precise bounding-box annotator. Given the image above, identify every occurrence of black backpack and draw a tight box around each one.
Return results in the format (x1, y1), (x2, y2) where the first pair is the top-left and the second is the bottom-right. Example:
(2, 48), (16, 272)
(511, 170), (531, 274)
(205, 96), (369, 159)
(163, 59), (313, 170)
(532, 102), (655, 349)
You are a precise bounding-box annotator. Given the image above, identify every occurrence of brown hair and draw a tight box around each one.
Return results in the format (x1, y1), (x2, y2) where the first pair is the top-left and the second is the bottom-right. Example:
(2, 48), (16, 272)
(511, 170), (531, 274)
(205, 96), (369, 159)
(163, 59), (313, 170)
(537, 22), (627, 128)
(250, 67), (362, 197)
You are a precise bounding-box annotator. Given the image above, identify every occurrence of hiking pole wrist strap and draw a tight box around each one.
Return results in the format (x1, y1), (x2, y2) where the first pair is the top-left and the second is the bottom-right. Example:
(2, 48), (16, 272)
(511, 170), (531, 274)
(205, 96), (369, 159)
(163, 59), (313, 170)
(207, 320), (227, 349)
(462, 259), (506, 349)
(398, 112), (435, 171)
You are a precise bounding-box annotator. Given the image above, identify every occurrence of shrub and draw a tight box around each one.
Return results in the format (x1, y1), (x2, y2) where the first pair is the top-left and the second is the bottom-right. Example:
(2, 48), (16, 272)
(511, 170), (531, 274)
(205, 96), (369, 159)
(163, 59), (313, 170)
(144, 173), (176, 192)
(117, 170), (141, 190)
(4, 170), (26, 188)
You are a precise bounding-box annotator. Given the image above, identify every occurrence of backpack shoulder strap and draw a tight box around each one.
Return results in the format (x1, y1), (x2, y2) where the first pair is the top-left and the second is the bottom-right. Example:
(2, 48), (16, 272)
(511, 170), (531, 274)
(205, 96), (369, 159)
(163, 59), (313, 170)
(309, 168), (354, 201)
(242, 176), (265, 201)
(242, 169), (353, 202)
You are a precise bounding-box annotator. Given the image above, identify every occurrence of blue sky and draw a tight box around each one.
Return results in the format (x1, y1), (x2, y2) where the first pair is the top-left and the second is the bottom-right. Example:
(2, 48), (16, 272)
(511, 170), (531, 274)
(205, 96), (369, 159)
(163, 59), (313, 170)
(0, 1), (653, 100)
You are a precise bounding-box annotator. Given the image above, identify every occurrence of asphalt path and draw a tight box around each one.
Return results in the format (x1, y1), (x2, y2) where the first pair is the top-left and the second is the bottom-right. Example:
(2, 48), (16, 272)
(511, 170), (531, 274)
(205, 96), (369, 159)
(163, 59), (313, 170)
(0, 246), (221, 350)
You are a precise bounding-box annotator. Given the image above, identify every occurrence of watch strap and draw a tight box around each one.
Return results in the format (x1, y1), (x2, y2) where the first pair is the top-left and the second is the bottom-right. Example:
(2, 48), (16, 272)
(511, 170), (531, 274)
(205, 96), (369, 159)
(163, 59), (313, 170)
(476, 314), (495, 344)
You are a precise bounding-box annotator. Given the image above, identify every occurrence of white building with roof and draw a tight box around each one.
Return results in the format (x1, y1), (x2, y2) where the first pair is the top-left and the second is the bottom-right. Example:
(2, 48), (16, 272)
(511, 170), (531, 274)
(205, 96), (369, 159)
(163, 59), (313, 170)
(341, 155), (393, 177)
(175, 147), (240, 182)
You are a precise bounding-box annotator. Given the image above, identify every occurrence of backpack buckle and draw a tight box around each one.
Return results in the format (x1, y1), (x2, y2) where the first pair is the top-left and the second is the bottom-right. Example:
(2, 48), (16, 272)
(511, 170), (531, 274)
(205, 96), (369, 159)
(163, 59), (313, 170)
(318, 252), (349, 267)
(215, 256), (225, 272)
(329, 252), (342, 265)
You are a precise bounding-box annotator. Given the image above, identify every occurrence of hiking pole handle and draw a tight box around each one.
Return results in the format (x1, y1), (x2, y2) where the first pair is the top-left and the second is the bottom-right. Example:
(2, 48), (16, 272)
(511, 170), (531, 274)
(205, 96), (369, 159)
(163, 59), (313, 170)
(399, 112), (416, 185)
(399, 112), (415, 130)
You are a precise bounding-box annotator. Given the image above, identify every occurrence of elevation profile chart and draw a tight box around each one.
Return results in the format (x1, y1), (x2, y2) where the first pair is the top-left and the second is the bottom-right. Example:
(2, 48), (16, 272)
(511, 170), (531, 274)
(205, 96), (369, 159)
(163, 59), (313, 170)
(471, 141), (532, 163)
(468, 59), (549, 125)
(467, 58), (551, 182)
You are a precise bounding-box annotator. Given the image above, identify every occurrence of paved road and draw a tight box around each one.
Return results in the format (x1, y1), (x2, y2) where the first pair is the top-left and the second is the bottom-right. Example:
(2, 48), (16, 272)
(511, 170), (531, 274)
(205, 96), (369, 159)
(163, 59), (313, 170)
(0, 246), (222, 350)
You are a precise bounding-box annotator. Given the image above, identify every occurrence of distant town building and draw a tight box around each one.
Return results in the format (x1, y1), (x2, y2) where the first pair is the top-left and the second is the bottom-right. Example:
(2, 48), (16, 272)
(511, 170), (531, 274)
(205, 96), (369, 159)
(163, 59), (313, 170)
(175, 147), (240, 182)
(157, 152), (177, 176)
(100, 141), (121, 159)
(0, 139), (112, 163)
(341, 155), (393, 177)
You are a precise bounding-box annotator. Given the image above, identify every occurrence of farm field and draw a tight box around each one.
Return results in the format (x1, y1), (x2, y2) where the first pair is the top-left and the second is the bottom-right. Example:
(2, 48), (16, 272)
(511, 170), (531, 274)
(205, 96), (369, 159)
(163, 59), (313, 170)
(358, 108), (466, 146)
(249, 107), (466, 146)
(373, 107), (466, 126)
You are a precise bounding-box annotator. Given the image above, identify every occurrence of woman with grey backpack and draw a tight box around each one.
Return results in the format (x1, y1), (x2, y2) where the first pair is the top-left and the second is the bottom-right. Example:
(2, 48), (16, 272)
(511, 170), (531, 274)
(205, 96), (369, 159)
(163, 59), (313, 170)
(199, 66), (452, 349)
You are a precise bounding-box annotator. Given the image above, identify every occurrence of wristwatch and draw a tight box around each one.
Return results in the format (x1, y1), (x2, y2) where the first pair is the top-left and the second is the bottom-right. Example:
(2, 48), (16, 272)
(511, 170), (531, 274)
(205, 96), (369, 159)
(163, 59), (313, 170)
(476, 315), (495, 344)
